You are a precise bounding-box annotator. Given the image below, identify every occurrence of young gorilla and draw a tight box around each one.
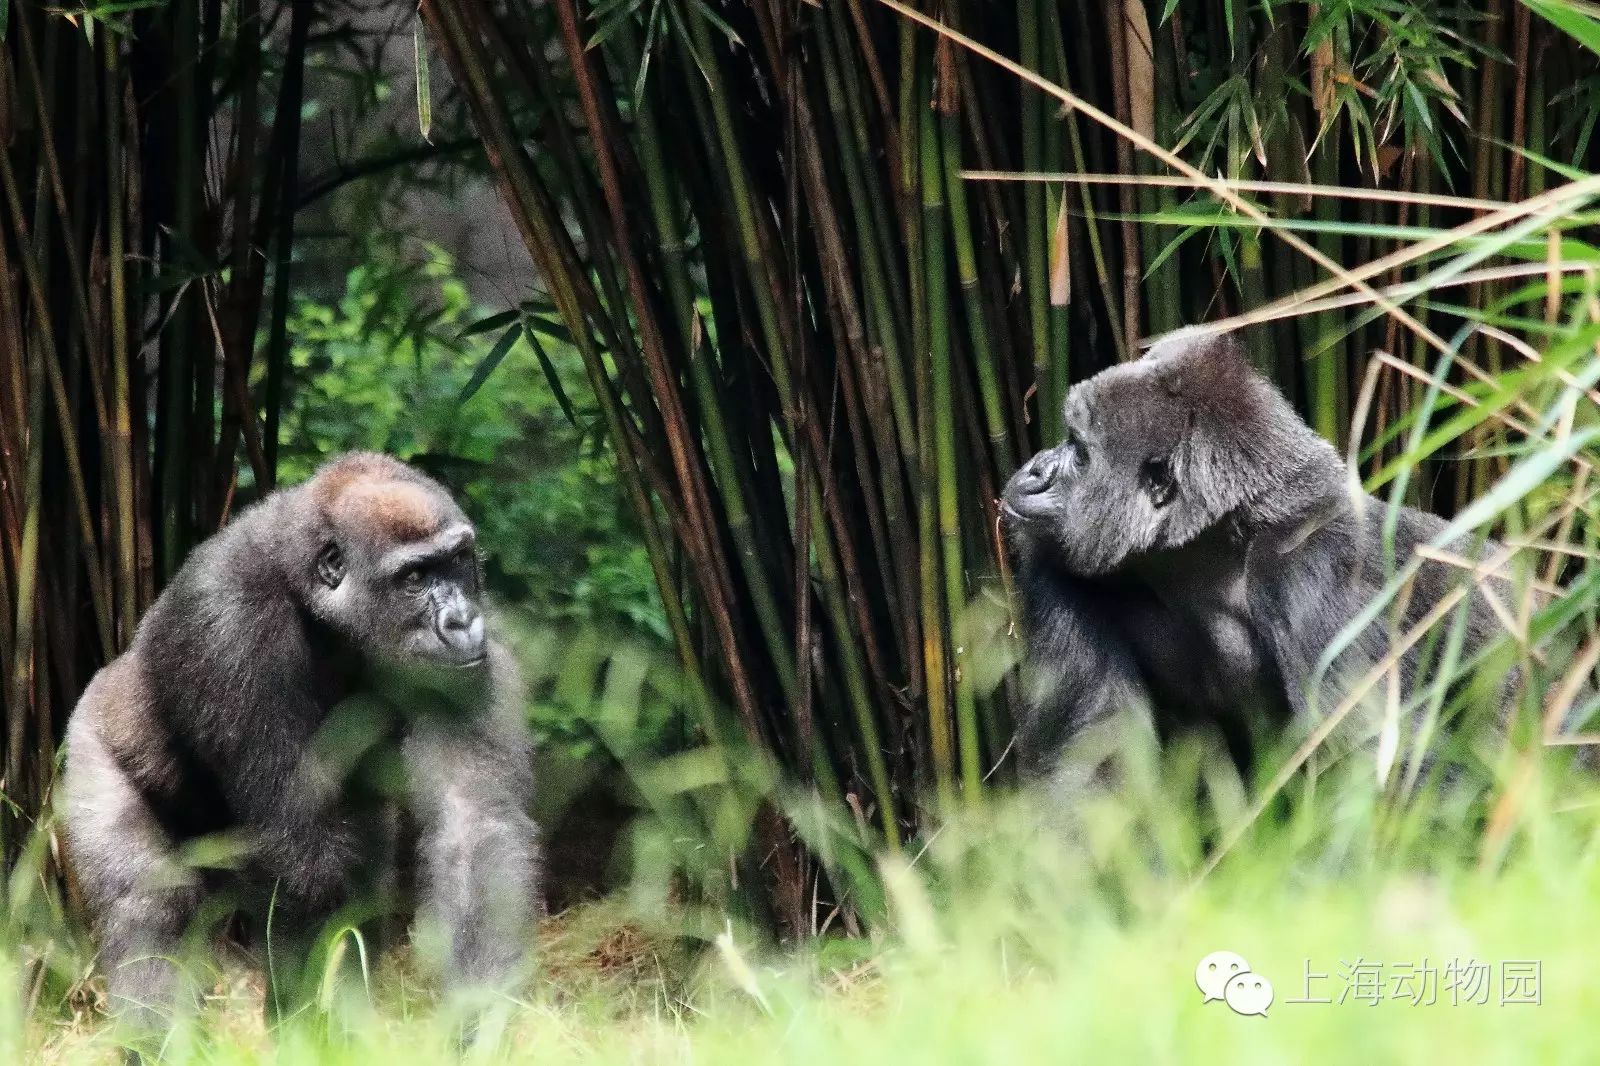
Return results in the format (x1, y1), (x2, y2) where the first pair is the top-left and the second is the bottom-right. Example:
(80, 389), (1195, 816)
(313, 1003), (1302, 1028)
(61, 452), (539, 1033)
(1001, 329), (1504, 788)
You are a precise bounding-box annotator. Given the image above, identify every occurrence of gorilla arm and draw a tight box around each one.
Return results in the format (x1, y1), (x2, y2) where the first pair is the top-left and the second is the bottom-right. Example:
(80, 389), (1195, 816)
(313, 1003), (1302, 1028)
(402, 643), (540, 997)
(1015, 567), (1157, 789)
(174, 613), (376, 917)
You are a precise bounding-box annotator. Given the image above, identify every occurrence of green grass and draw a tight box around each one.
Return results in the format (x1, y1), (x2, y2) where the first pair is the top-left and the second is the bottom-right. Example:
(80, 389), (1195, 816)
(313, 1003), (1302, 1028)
(14, 741), (1600, 1064)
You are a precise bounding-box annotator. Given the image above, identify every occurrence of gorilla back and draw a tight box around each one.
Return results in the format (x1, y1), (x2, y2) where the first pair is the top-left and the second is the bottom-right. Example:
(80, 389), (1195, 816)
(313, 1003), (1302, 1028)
(61, 452), (539, 1033)
(1001, 330), (1506, 785)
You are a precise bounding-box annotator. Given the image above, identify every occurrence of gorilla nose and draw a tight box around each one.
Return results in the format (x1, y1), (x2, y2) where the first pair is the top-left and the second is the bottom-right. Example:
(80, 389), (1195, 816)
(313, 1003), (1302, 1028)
(438, 606), (487, 659)
(1011, 451), (1061, 496)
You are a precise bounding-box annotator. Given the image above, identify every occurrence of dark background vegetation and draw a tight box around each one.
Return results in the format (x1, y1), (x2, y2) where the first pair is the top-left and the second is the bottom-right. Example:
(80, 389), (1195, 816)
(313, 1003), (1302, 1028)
(1, 0), (1598, 935)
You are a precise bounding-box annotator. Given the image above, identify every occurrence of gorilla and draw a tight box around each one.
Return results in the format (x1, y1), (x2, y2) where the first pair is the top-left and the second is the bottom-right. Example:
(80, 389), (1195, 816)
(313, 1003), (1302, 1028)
(1001, 329), (1506, 787)
(61, 452), (539, 1034)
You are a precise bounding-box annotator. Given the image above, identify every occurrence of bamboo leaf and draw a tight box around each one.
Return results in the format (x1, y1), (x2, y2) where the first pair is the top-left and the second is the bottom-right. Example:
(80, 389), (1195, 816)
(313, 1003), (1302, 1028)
(53, 0), (163, 16)
(414, 10), (433, 143)
(1144, 224), (1202, 278)
(456, 322), (523, 406)
(588, 0), (639, 22)
(526, 315), (578, 347)
(458, 308), (521, 338)
(1438, 427), (1600, 543)
(589, 0), (644, 52)
(687, 0), (743, 47)
(1524, 0), (1600, 56)
(524, 322), (581, 431)
(633, 0), (662, 98)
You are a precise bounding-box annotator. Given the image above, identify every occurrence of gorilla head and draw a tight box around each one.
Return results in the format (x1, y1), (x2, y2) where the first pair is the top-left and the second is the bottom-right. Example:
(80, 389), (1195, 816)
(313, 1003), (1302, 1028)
(1001, 329), (1340, 577)
(299, 453), (489, 674)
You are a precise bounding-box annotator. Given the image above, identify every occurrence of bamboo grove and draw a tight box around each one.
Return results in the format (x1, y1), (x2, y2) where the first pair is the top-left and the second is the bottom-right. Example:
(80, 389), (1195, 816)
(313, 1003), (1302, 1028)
(4, 0), (1600, 920)
(0, 0), (319, 863)
(419, 0), (1600, 886)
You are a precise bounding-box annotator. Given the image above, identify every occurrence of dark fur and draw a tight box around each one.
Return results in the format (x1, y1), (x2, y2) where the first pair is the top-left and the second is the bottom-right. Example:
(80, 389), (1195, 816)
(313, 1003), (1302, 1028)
(1001, 330), (1504, 787)
(61, 452), (539, 1031)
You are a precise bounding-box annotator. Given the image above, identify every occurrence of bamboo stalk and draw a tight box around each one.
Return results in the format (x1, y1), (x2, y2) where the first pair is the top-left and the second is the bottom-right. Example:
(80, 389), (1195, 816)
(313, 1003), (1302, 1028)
(1017, 0), (1052, 434)
(1106, 0), (1142, 355)
(814, 11), (920, 678)
(924, 77), (980, 798)
(1040, 0), (1070, 413)
(212, 0), (267, 505)
(1142, 0), (1183, 336)
(943, 106), (1015, 478)
(419, 0), (704, 695)
(260, 0), (312, 491)
(0, 96), (114, 659)
(103, 34), (138, 644)
(3, 211), (44, 864)
(608, 22), (801, 716)
(673, 7), (903, 839)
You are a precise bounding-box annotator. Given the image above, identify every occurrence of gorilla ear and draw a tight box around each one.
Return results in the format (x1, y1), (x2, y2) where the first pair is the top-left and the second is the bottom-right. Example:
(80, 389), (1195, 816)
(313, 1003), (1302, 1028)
(316, 541), (346, 589)
(1153, 329), (1251, 402)
(1141, 456), (1177, 508)
(1159, 365), (1184, 398)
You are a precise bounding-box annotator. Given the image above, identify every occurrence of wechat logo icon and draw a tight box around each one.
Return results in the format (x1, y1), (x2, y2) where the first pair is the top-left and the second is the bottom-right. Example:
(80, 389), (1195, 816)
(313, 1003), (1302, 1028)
(1196, 951), (1273, 1017)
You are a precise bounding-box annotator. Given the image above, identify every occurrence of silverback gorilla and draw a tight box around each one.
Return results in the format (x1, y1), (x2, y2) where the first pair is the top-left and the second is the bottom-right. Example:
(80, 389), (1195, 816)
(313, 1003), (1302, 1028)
(61, 452), (539, 1033)
(1001, 329), (1503, 786)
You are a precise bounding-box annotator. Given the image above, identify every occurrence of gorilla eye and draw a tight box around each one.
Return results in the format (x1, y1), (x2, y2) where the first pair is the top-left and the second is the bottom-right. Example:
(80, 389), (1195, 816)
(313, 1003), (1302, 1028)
(401, 566), (427, 592)
(315, 543), (345, 589)
(1141, 456), (1176, 508)
(1064, 428), (1088, 465)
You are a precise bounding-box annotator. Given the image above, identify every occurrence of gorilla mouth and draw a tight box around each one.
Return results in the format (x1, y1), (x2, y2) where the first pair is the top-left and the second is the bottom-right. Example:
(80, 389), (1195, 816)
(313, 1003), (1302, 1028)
(999, 497), (1053, 528)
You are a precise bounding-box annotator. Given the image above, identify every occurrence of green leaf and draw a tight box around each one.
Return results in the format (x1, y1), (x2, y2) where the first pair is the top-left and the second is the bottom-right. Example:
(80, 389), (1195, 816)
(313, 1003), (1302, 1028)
(456, 322), (523, 407)
(588, 0), (642, 52)
(458, 308), (521, 339)
(525, 322), (581, 431)
(687, 0), (742, 47)
(1438, 426), (1600, 543)
(60, 0), (164, 16)
(414, 11), (432, 143)
(525, 315), (577, 347)
(1524, 0), (1600, 56)
(633, 0), (662, 98)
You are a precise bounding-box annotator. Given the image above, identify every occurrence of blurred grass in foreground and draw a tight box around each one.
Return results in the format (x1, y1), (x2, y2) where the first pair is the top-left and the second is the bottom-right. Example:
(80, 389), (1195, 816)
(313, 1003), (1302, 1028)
(12, 725), (1600, 1064)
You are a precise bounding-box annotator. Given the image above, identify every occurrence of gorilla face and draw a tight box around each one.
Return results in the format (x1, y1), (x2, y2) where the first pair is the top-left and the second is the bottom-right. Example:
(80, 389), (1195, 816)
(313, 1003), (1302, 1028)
(1001, 330), (1296, 578)
(306, 475), (490, 674)
(1003, 367), (1187, 576)
(356, 525), (487, 670)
